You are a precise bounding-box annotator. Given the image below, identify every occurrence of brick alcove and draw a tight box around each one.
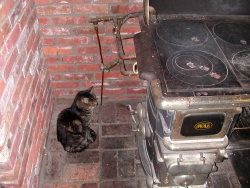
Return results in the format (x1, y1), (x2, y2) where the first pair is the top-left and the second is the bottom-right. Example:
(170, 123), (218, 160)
(0, 0), (145, 187)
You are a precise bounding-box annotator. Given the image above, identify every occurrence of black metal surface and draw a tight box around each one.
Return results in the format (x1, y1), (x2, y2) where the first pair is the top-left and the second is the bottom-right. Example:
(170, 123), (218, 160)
(213, 23), (250, 46)
(149, 0), (250, 16)
(166, 51), (228, 86)
(229, 149), (250, 188)
(133, 18), (164, 82)
(232, 51), (250, 79)
(156, 20), (208, 46)
(153, 20), (246, 94)
(181, 113), (224, 137)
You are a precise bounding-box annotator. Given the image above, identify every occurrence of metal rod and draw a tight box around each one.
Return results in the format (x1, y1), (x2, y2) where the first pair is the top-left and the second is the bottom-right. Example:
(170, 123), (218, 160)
(94, 24), (105, 105)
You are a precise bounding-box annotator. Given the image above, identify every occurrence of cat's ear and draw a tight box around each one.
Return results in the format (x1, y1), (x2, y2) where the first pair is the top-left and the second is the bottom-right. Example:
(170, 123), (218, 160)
(85, 86), (94, 94)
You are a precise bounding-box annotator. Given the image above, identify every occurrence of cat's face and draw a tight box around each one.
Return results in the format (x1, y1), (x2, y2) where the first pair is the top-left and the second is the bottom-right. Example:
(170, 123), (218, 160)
(75, 87), (98, 110)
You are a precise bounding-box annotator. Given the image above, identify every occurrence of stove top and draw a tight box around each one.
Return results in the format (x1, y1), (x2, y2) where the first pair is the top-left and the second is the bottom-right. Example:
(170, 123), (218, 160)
(151, 19), (250, 96)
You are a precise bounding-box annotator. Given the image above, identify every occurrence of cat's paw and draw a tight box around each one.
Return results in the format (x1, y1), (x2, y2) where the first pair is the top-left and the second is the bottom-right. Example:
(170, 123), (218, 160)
(88, 129), (96, 143)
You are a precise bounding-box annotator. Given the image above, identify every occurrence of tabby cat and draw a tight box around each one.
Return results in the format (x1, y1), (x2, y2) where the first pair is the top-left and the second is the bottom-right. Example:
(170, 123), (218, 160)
(57, 87), (98, 153)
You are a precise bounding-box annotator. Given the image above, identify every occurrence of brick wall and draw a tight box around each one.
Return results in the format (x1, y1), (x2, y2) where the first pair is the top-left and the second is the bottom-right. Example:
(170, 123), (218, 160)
(0, 0), (53, 187)
(36, 0), (147, 100)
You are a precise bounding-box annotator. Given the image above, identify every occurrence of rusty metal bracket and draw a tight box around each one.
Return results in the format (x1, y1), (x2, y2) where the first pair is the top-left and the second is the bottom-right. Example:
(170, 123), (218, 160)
(89, 11), (143, 76)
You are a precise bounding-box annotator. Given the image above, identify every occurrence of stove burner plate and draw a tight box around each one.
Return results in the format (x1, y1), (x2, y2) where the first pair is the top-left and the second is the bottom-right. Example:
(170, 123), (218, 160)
(166, 51), (228, 86)
(213, 23), (250, 46)
(156, 20), (208, 46)
(232, 51), (250, 78)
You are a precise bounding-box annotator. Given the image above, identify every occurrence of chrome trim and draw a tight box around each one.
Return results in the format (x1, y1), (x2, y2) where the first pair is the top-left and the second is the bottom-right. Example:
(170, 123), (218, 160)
(151, 79), (250, 110)
(162, 135), (228, 151)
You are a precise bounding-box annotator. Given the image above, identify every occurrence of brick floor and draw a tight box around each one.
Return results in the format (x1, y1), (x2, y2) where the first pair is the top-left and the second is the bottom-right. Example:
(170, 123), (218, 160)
(39, 99), (146, 188)
(39, 99), (241, 188)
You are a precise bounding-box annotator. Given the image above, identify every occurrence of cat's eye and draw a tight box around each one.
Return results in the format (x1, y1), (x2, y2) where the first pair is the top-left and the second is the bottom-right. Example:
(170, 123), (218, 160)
(83, 98), (89, 103)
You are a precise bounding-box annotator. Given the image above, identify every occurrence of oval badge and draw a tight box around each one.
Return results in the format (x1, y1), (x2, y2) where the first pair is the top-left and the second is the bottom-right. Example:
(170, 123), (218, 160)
(194, 121), (213, 130)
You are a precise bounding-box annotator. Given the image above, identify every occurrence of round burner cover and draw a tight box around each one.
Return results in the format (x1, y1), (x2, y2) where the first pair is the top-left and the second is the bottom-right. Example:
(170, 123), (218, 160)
(156, 20), (208, 46)
(232, 51), (250, 78)
(166, 51), (228, 86)
(213, 23), (250, 46)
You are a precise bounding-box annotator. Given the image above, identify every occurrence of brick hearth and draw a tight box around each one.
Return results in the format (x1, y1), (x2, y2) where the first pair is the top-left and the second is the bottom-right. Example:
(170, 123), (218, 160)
(39, 99), (147, 187)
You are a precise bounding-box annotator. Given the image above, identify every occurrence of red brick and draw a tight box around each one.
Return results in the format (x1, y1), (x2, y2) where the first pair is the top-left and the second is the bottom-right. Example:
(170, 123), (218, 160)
(56, 0), (90, 2)
(93, 36), (116, 45)
(63, 165), (99, 181)
(50, 74), (62, 81)
(129, 75), (140, 79)
(19, 74), (32, 103)
(20, 98), (32, 127)
(51, 81), (79, 88)
(9, 1), (22, 26)
(64, 89), (82, 96)
(38, 17), (52, 25)
(112, 80), (141, 87)
(11, 76), (24, 105)
(124, 17), (139, 25)
(0, 76), (15, 114)
(19, 124), (31, 156)
(9, 130), (22, 164)
(22, 51), (34, 77)
(54, 16), (88, 25)
(61, 184), (80, 188)
(0, 0), (14, 22)
(72, 26), (104, 35)
(52, 89), (65, 97)
(40, 27), (70, 36)
(126, 38), (135, 44)
(81, 183), (98, 188)
(5, 23), (21, 51)
(78, 64), (100, 72)
(45, 56), (59, 64)
(0, 79), (5, 96)
(77, 46), (110, 54)
(35, 0), (52, 4)
(13, 51), (27, 77)
(62, 55), (94, 64)
(41, 37), (55, 46)
(37, 5), (71, 16)
(0, 105), (13, 150)
(82, 81), (110, 87)
(17, 149), (29, 186)
(0, 159), (21, 182)
(18, 6), (32, 31)
(43, 46), (73, 55)
(64, 73), (93, 80)
(95, 0), (128, 2)
(33, 113), (43, 141)
(111, 4), (143, 14)
(127, 87), (147, 94)
(0, 19), (11, 46)
(120, 26), (141, 35)
(73, 4), (108, 14)
(58, 36), (89, 45)
(96, 88), (124, 95)
(3, 49), (18, 80)
(0, 45), (8, 70)
(112, 45), (135, 54)
(47, 64), (75, 72)
(25, 30), (38, 54)
(9, 103), (23, 137)
(43, 183), (61, 188)
(114, 95), (144, 100)
(96, 72), (124, 80)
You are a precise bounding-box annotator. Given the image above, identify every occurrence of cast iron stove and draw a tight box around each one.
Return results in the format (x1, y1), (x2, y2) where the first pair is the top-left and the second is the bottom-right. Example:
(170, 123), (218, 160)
(133, 0), (250, 187)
